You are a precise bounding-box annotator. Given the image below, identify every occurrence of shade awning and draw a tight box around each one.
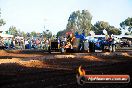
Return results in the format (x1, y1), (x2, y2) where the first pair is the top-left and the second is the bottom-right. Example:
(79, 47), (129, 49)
(0, 33), (13, 38)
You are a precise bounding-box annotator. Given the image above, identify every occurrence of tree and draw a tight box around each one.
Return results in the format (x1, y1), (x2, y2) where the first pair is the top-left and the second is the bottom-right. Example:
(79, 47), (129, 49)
(92, 21), (121, 35)
(108, 26), (121, 35)
(8, 26), (18, 37)
(47, 31), (52, 38)
(43, 30), (52, 38)
(120, 17), (132, 35)
(31, 31), (37, 37)
(21, 31), (26, 38)
(57, 29), (67, 37)
(0, 19), (6, 26)
(0, 8), (6, 27)
(92, 21), (109, 35)
(66, 10), (92, 35)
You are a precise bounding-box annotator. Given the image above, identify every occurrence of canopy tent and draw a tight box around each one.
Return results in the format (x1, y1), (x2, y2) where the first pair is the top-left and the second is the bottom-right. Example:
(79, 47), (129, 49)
(0, 33), (13, 38)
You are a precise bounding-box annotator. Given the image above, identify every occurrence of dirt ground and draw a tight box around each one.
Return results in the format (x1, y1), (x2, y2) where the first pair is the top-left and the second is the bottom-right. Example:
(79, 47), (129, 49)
(0, 50), (132, 88)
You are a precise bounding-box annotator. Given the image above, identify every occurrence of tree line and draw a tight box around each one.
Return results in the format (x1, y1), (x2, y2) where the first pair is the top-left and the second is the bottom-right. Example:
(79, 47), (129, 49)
(57, 10), (132, 36)
(6, 26), (52, 38)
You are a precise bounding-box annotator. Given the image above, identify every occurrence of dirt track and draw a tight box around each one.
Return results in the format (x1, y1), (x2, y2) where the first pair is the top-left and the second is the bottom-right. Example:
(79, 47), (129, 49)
(0, 50), (132, 88)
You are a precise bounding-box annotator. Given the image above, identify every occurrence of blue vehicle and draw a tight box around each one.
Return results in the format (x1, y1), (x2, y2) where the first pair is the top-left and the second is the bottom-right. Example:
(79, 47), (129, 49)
(87, 35), (116, 52)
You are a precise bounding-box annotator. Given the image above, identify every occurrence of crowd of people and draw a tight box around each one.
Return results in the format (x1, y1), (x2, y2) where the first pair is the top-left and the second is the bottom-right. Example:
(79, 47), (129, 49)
(0, 37), (50, 50)
(0, 34), (131, 51)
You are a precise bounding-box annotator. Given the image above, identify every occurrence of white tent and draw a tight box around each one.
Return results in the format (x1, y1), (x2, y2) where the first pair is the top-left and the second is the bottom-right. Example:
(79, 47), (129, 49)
(0, 33), (13, 38)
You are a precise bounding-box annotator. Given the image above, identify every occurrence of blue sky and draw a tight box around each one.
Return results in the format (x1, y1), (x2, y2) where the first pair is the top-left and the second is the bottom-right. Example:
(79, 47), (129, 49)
(0, 0), (132, 34)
